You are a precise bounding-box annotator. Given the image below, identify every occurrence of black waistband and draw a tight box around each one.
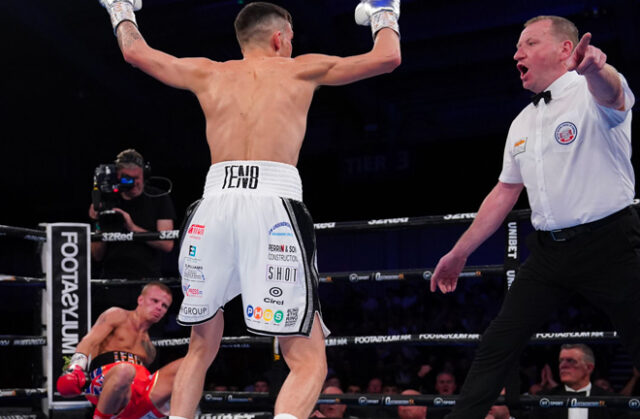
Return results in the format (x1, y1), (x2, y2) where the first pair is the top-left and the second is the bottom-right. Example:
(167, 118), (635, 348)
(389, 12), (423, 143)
(89, 351), (145, 371)
(543, 206), (632, 242)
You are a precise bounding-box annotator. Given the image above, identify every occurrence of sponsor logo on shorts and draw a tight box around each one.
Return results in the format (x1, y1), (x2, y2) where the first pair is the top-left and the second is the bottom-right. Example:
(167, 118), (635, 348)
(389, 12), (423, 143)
(183, 284), (204, 297)
(274, 310), (284, 323)
(263, 309), (273, 321)
(246, 305), (284, 325)
(253, 307), (263, 320)
(268, 222), (294, 237)
(187, 224), (205, 239)
(222, 164), (260, 189)
(269, 287), (283, 297)
(189, 245), (197, 257)
(183, 263), (205, 281)
(268, 244), (296, 253)
(181, 304), (208, 317)
(285, 308), (298, 327)
(263, 297), (284, 305)
(268, 253), (298, 262)
(266, 265), (298, 283)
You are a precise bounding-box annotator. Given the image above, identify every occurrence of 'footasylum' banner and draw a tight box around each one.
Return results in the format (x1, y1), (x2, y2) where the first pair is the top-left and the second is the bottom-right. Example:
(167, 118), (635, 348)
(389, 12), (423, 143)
(45, 223), (91, 410)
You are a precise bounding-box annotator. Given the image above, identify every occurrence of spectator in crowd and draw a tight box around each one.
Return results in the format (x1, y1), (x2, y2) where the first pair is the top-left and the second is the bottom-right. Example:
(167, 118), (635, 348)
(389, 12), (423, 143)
(528, 363), (558, 395)
(324, 374), (342, 390)
(383, 383), (399, 394)
(620, 367), (640, 396)
(367, 377), (384, 393)
(311, 386), (348, 418)
(89, 148), (176, 279)
(429, 372), (457, 418)
(397, 389), (427, 419)
(530, 344), (623, 419)
(593, 377), (613, 393)
(485, 389), (514, 419)
(346, 384), (362, 394)
(254, 378), (270, 393)
(435, 372), (458, 396)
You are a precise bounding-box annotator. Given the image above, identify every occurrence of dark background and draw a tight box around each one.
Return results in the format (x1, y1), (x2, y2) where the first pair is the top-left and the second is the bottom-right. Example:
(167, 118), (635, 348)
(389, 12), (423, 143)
(1, 0), (638, 231)
(1, 0), (640, 411)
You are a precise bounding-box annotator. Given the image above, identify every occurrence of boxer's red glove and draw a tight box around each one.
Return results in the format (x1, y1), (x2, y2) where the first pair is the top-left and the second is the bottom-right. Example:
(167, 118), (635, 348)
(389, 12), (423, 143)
(56, 353), (89, 397)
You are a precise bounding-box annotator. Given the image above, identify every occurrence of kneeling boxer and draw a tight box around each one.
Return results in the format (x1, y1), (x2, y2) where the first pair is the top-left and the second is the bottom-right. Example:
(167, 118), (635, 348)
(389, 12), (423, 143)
(56, 282), (182, 419)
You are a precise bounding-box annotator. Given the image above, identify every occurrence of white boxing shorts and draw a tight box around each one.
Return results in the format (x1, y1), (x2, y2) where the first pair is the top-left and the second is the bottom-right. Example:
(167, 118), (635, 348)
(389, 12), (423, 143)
(177, 160), (329, 337)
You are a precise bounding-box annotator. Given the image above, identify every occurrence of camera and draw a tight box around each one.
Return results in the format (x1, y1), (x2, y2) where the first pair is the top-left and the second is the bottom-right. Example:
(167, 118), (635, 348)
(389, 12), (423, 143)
(91, 164), (135, 231)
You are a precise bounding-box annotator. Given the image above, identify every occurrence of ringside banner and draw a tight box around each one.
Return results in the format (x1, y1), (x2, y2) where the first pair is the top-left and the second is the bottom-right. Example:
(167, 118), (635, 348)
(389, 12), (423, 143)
(45, 223), (91, 410)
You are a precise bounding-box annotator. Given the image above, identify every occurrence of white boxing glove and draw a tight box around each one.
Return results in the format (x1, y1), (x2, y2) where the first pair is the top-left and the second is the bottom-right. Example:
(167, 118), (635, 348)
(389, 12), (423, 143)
(355, 0), (400, 38)
(99, 0), (143, 35)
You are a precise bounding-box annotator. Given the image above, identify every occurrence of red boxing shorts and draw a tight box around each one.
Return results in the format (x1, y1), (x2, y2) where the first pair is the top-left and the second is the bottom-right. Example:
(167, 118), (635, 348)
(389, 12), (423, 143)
(86, 352), (165, 419)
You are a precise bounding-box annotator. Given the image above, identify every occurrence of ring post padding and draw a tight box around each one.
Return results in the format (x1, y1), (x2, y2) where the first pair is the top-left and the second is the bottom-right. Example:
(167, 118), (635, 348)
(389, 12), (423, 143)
(43, 223), (92, 411)
(503, 215), (520, 291)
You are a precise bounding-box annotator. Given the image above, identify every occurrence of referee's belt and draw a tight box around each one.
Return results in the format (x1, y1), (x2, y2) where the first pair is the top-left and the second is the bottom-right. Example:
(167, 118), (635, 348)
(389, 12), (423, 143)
(544, 206), (632, 242)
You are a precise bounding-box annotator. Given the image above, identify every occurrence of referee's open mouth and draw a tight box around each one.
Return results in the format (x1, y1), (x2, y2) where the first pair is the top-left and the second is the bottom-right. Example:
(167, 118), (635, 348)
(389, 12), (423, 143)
(517, 63), (529, 78)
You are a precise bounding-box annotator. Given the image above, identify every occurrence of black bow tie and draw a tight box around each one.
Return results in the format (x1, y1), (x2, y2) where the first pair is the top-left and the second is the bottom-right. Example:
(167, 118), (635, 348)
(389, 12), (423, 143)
(532, 90), (552, 105)
(567, 390), (587, 396)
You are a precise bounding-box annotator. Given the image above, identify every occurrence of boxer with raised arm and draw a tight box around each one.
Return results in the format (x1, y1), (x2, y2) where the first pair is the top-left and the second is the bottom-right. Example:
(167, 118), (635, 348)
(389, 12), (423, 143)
(97, 1), (401, 418)
(56, 282), (182, 419)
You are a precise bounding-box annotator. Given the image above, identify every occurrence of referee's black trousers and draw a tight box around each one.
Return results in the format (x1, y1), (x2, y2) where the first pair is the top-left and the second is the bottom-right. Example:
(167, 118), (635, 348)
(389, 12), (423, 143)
(446, 206), (640, 419)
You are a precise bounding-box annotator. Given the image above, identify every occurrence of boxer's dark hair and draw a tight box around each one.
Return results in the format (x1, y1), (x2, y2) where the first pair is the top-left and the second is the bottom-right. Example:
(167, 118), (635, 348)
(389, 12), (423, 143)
(234, 2), (292, 49)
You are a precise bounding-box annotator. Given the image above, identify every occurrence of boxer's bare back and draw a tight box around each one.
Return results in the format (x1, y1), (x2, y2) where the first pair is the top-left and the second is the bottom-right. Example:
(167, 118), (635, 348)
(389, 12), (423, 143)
(117, 20), (400, 166)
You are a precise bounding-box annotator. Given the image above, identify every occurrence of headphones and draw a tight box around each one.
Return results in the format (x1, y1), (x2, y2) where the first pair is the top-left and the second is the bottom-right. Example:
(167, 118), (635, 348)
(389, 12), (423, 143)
(114, 149), (172, 197)
(115, 149), (152, 180)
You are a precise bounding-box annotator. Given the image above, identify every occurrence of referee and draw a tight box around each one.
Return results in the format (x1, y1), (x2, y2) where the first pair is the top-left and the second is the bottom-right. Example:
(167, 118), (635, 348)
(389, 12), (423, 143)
(430, 15), (638, 419)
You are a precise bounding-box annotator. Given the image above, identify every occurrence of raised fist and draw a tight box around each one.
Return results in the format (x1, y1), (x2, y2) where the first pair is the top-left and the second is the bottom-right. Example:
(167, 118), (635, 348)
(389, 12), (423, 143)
(99, 0), (143, 34)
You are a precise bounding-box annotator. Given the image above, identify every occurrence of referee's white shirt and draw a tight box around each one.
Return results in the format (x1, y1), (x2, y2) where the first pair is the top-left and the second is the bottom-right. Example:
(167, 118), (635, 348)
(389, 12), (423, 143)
(566, 382), (591, 419)
(499, 71), (635, 231)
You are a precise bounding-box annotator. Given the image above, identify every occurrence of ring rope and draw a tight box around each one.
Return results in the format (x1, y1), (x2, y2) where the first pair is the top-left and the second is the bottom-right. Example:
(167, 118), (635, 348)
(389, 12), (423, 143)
(0, 331), (620, 348)
(199, 392), (640, 410)
(2, 202), (638, 243)
(0, 225), (46, 242)
(2, 389), (639, 411)
(0, 264), (504, 287)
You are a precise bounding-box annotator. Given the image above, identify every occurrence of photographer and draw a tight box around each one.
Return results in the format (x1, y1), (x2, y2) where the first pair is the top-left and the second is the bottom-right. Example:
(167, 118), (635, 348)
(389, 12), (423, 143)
(89, 149), (176, 279)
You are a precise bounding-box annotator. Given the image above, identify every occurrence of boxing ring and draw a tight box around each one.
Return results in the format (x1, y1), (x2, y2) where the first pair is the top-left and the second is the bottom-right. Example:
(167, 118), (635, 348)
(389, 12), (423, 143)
(2, 203), (640, 418)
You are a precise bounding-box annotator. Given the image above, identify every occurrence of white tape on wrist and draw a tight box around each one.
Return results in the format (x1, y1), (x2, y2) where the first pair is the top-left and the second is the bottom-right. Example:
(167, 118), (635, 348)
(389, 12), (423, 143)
(370, 11), (399, 37)
(109, 1), (138, 34)
(69, 353), (88, 370)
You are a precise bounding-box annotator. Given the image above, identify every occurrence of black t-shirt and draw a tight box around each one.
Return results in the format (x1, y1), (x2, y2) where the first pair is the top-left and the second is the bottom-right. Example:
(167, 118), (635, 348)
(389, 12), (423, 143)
(98, 185), (176, 278)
